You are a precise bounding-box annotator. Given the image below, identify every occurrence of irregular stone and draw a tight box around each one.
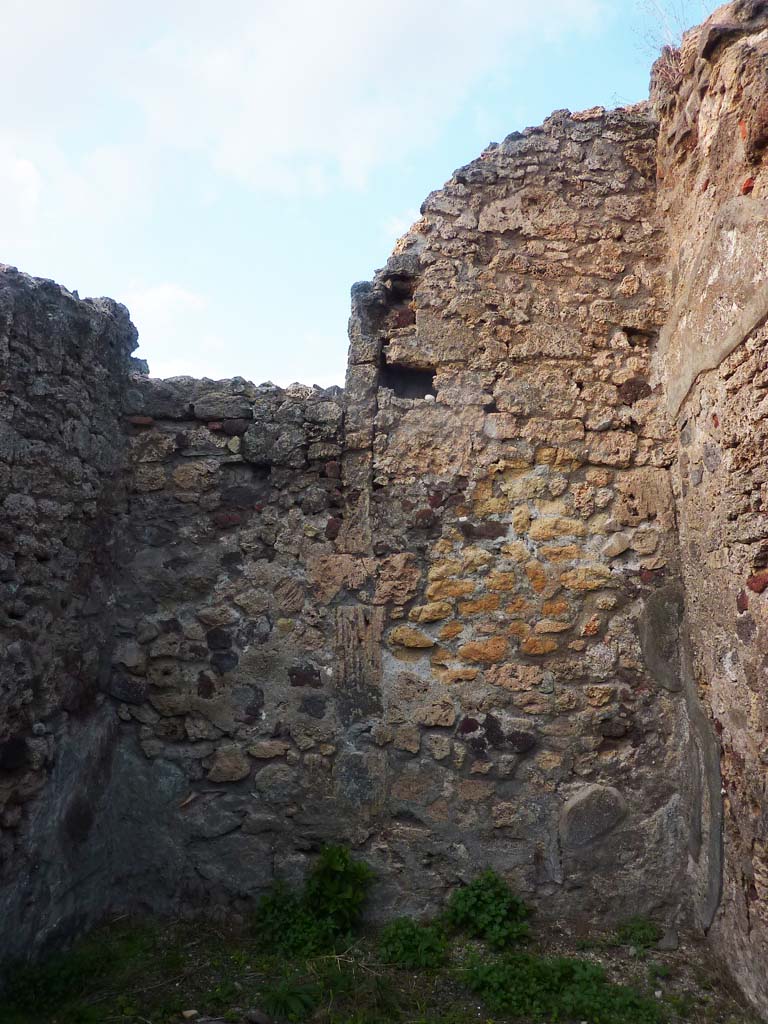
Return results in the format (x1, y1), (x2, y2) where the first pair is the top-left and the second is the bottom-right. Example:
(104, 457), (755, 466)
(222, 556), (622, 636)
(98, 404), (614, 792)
(409, 602), (453, 623)
(389, 626), (435, 648)
(560, 784), (628, 848)
(207, 746), (251, 783)
(458, 636), (508, 663)
(248, 740), (291, 759)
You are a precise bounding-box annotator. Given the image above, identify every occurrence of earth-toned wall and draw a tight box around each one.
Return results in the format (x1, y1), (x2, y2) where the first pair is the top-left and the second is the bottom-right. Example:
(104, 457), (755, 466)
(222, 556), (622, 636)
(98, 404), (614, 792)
(99, 103), (700, 933)
(0, 268), (138, 957)
(1, 1), (768, 1017)
(653, 0), (768, 1009)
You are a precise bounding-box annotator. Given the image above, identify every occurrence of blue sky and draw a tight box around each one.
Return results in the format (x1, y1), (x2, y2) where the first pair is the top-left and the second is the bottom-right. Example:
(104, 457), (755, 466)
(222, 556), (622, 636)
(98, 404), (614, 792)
(1, 0), (714, 387)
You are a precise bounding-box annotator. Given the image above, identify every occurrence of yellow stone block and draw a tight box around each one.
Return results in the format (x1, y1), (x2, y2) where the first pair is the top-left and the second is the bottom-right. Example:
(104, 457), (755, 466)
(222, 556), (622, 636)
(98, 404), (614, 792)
(534, 618), (573, 634)
(536, 751), (563, 773)
(427, 579), (476, 600)
(509, 620), (532, 639)
(439, 621), (464, 640)
(586, 685), (615, 707)
(389, 625), (435, 648)
(534, 499), (568, 516)
(525, 561), (548, 593)
(472, 478), (494, 501)
(521, 636), (558, 655)
(500, 541), (529, 562)
(560, 565), (613, 591)
(458, 636), (509, 663)
(539, 544), (583, 563)
(427, 559), (462, 581)
(487, 664), (543, 691)
(536, 447), (581, 471)
(435, 666), (480, 683)
(512, 507), (531, 534)
(542, 597), (570, 617)
(487, 572), (518, 592)
(461, 546), (494, 571)
(473, 498), (508, 515)
(430, 646), (451, 666)
(459, 594), (501, 615)
(409, 602), (453, 623)
(528, 516), (587, 541)
(499, 474), (547, 500)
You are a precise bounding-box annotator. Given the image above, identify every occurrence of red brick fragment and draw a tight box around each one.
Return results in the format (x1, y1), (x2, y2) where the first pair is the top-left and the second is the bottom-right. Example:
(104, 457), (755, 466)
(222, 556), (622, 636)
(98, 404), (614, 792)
(414, 508), (436, 528)
(126, 415), (153, 426)
(221, 418), (250, 436)
(325, 516), (342, 540)
(741, 176), (756, 195)
(207, 421), (224, 431)
(737, 590), (749, 613)
(746, 571), (768, 594)
(390, 306), (416, 328)
(212, 511), (242, 528)
(640, 569), (656, 584)
(712, 413), (719, 428)
(739, 119), (748, 141)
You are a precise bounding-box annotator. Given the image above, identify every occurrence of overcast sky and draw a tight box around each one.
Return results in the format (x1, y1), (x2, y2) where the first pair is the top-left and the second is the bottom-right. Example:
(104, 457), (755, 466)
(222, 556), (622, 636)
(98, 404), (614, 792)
(1, 0), (714, 386)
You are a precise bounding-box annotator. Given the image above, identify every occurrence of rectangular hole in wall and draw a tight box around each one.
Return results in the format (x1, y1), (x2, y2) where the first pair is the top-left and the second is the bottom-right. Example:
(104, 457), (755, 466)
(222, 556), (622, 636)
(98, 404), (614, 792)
(379, 361), (437, 399)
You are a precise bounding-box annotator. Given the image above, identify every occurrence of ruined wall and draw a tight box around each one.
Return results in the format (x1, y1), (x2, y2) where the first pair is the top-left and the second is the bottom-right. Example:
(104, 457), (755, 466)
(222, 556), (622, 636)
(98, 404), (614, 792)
(3, 3), (768, 1016)
(654, 0), (768, 1010)
(0, 267), (139, 957)
(89, 104), (704, 932)
(111, 374), (351, 906)
(340, 104), (701, 924)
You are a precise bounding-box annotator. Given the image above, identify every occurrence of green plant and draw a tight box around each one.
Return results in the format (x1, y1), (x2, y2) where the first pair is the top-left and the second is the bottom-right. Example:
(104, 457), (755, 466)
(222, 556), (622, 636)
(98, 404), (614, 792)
(1, 924), (156, 1019)
(649, 961), (673, 983)
(665, 991), (695, 1019)
(304, 845), (374, 935)
(463, 951), (665, 1024)
(253, 846), (374, 956)
(253, 881), (331, 955)
(616, 915), (664, 949)
(445, 870), (530, 949)
(379, 918), (447, 969)
(260, 978), (320, 1022)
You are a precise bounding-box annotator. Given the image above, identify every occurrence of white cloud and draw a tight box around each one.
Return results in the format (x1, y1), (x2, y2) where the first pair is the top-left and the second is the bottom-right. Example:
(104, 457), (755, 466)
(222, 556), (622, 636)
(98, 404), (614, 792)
(383, 209), (422, 246)
(0, 0), (609, 385)
(0, 148), (42, 249)
(129, 0), (606, 194)
(126, 283), (210, 376)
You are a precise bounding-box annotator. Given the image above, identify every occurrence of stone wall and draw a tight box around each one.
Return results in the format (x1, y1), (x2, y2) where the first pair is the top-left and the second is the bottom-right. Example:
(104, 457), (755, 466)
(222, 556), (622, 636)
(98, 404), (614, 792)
(75, 104), (707, 937)
(2, 3), (768, 1017)
(341, 104), (699, 924)
(112, 374), (349, 905)
(653, 0), (768, 1010)
(0, 267), (138, 957)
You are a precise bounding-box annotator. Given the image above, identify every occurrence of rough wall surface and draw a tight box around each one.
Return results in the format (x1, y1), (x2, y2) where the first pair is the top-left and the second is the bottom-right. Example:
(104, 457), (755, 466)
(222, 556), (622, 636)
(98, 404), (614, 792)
(342, 104), (697, 925)
(74, 105), (701, 936)
(654, 0), (768, 1009)
(2, 1), (768, 1017)
(0, 267), (138, 956)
